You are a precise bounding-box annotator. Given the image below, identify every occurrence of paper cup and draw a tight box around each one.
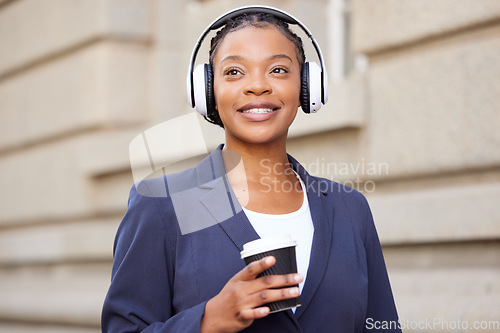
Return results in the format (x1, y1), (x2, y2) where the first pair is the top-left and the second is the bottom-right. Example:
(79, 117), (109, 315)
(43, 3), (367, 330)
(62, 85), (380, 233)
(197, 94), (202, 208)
(240, 234), (301, 313)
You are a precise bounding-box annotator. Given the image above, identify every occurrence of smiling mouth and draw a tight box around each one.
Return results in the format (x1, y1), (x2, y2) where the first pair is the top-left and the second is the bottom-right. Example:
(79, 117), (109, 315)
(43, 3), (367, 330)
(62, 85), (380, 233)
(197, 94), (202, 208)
(239, 108), (277, 114)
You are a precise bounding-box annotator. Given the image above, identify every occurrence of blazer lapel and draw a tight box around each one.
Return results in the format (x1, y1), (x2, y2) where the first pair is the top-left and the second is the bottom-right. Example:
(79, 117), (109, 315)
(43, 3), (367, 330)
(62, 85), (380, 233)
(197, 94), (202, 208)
(288, 156), (334, 320)
(196, 145), (260, 250)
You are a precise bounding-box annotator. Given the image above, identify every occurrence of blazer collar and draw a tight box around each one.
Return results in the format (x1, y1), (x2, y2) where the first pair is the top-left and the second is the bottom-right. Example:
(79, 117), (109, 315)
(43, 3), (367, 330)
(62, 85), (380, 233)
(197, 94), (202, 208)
(195, 145), (334, 320)
(195, 145), (260, 250)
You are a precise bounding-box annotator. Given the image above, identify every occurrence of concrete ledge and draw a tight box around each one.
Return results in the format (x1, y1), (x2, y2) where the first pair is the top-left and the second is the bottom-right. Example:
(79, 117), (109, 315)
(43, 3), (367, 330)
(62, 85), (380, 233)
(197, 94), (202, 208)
(366, 26), (500, 177)
(0, 219), (118, 265)
(0, 0), (151, 77)
(351, 0), (500, 54)
(0, 139), (92, 224)
(0, 129), (138, 225)
(383, 240), (500, 270)
(368, 181), (500, 244)
(0, 41), (149, 151)
(390, 268), (500, 332)
(0, 324), (98, 333)
(0, 263), (110, 326)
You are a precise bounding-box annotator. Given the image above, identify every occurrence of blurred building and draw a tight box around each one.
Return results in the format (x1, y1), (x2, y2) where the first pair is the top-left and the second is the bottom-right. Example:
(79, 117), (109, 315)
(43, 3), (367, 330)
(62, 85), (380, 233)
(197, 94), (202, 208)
(0, 0), (499, 332)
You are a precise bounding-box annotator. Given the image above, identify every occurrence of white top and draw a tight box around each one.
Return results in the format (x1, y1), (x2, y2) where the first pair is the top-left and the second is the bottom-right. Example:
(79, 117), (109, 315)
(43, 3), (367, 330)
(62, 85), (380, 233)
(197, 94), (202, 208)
(240, 234), (297, 259)
(242, 172), (314, 309)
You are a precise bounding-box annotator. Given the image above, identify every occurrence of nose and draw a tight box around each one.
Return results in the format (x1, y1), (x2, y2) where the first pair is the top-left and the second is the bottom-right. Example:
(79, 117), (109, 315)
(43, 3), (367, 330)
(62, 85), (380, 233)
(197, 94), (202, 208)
(243, 72), (272, 96)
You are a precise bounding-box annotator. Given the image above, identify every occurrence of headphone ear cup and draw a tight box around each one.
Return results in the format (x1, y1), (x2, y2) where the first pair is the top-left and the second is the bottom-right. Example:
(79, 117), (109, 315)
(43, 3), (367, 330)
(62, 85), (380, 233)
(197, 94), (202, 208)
(204, 64), (216, 118)
(300, 63), (310, 113)
(308, 62), (323, 113)
(192, 64), (208, 116)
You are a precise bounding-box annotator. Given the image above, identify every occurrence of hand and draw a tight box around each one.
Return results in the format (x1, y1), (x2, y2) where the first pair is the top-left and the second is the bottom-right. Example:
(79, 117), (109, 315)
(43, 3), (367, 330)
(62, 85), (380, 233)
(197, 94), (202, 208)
(200, 256), (303, 333)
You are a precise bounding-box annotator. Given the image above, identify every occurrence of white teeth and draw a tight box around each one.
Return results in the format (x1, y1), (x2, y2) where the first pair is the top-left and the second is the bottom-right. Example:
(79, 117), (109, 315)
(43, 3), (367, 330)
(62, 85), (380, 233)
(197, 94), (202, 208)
(241, 108), (274, 114)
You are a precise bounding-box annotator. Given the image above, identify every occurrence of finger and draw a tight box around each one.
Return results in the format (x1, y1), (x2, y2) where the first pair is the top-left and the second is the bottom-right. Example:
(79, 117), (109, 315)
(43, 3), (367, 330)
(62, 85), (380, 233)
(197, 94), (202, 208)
(258, 273), (303, 288)
(247, 286), (300, 309)
(245, 273), (303, 295)
(237, 256), (275, 281)
(238, 307), (270, 322)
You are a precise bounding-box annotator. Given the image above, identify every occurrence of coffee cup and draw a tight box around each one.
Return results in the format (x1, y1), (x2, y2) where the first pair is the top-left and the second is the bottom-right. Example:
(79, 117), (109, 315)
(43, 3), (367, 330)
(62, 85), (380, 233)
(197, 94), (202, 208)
(240, 234), (301, 313)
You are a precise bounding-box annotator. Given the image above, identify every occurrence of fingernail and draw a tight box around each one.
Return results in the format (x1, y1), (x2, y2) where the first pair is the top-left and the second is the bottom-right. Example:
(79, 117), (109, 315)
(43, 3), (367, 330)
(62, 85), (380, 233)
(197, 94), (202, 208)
(290, 287), (299, 296)
(294, 274), (303, 282)
(265, 257), (272, 265)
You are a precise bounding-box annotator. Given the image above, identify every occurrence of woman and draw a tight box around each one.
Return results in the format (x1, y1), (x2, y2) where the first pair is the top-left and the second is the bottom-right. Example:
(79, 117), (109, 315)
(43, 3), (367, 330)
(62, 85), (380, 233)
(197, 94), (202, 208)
(102, 7), (400, 333)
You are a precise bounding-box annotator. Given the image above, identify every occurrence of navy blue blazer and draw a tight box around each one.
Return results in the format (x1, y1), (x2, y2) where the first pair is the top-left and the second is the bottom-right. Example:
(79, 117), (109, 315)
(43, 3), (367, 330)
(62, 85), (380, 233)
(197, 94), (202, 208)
(102, 145), (401, 332)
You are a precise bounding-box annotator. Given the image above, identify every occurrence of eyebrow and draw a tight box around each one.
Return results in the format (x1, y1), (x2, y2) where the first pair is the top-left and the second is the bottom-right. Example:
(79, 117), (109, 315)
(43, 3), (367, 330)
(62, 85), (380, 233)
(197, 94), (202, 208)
(269, 54), (293, 63)
(221, 55), (245, 64)
(220, 54), (293, 64)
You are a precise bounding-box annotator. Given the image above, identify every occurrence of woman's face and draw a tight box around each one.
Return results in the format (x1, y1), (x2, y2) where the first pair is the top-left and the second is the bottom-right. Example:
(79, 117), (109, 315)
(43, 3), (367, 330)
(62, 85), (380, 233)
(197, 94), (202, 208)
(212, 25), (302, 146)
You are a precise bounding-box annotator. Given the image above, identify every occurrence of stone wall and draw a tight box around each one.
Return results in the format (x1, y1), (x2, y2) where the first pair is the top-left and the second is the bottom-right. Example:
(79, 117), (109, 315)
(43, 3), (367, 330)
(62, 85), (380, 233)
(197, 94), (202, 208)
(0, 0), (498, 332)
(348, 0), (500, 331)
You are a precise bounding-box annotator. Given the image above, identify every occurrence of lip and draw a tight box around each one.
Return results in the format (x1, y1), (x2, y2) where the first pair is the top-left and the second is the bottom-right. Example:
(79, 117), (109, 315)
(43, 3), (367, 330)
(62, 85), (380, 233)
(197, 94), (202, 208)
(237, 102), (281, 122)
(238, 102), (280, 112)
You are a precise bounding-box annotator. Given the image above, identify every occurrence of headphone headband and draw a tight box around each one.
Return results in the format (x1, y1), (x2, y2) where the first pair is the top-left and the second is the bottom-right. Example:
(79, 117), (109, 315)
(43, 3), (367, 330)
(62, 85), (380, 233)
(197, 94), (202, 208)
(187, 5), (328, 110)
(210, 7), (297, 29)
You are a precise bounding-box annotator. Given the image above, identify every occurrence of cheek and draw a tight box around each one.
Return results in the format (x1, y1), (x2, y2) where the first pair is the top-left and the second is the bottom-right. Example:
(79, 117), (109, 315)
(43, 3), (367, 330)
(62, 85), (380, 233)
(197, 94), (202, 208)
(213, 84), (228, 110)
(284, 71), (302, 100)
(213, 83), (238, 117)
(213, 77), (232, 109)
(278, 80), (302, 105)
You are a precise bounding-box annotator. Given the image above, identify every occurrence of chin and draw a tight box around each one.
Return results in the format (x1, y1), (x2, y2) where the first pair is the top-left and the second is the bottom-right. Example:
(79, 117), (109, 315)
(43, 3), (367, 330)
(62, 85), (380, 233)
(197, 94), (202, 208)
(237, 129), (287, 145)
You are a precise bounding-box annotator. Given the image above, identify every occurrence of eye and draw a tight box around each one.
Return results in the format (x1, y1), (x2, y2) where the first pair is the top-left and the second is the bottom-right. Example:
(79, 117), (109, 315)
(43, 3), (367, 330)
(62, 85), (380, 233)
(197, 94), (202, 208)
(225, 68), (243, 76)
(271, 66), (289, 74)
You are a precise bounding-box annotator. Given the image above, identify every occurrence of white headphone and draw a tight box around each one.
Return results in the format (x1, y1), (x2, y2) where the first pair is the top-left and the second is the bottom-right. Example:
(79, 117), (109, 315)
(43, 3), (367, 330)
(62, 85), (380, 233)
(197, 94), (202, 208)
(186, 5), (328, 118)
